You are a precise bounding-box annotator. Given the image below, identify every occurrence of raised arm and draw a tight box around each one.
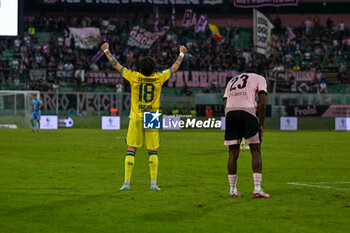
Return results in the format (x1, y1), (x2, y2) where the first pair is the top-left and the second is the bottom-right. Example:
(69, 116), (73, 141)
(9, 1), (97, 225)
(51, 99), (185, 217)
(171, 45), (188, 73)
(101, 43), (123, 73)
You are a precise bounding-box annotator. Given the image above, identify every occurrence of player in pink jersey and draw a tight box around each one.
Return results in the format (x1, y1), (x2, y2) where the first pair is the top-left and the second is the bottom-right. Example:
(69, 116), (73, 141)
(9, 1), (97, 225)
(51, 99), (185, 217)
(223, 72), (270, 198)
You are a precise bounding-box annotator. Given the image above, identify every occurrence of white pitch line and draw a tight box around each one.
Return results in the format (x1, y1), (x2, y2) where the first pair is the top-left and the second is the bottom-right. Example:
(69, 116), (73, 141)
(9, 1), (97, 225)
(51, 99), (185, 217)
(312, 181), (350, 184)
(287, 182), (350, 191)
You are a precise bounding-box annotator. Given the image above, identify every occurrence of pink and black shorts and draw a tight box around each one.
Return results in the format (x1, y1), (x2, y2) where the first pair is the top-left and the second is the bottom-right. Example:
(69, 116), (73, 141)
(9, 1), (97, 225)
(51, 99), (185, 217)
(224, 110), (261, 146)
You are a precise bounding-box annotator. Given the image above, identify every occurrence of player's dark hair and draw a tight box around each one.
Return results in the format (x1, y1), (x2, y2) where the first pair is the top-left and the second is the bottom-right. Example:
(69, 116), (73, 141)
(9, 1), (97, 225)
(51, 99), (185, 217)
(140, 57), (155, 76)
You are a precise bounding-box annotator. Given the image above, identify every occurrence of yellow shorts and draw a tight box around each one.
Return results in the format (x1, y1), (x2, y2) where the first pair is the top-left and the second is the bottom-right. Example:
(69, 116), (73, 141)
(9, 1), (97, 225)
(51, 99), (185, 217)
(126, 119), (159, 149)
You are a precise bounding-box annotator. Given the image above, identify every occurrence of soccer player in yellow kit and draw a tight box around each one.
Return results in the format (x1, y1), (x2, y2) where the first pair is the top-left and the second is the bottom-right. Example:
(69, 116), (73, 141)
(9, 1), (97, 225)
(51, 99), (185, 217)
(101, 42), (187, 191)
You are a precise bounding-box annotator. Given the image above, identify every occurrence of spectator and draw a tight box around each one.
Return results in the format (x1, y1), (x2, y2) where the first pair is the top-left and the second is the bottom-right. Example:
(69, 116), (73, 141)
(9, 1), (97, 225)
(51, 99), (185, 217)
(52, 79), (60, 93)
(205, 106), (213, 118)
(0, 13), (349, 94)
(315, 69), (323, 82)
(190, 107), (197, 117)
(64, 60), (74, 78)
(14, 77), (20, 90)
(339, 20), (345, 32)
(319, 77), (329, 94)
(304, 17), (313, 34)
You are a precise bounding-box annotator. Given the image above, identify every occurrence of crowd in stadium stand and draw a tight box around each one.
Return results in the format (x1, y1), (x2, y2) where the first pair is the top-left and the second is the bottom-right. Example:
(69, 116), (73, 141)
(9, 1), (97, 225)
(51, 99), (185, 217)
(0, 14), (350, 94)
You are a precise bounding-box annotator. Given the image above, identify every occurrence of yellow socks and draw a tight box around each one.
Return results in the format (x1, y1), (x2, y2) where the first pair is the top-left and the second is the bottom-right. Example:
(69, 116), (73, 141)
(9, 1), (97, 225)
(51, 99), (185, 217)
(123, 150), (159, 188)
(124, 151), (135, 182)
(148, 151), (159, 183)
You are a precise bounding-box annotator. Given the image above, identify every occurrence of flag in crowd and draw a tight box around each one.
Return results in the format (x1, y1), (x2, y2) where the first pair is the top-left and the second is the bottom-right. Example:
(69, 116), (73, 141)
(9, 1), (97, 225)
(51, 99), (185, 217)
(195, 15), (208, 33)
(253, 9), (274, 56)
(68, 27), (101, 49)
(209, 24), (222, 40)
(182, 9), (193, 27)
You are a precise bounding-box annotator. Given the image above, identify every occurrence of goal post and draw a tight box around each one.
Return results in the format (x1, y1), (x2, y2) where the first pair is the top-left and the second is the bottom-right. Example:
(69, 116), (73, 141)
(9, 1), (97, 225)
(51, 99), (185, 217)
(0, 91), (40, 128)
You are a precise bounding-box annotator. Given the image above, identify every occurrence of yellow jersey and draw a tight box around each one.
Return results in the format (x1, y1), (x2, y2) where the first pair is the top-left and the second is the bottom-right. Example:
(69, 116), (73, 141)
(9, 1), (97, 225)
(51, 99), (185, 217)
(121, 67), (172, 120)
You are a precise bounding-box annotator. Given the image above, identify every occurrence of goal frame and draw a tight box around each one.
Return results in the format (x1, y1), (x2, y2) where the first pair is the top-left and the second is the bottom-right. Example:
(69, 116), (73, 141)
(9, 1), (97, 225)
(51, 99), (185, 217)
(0, 90), (40, 128)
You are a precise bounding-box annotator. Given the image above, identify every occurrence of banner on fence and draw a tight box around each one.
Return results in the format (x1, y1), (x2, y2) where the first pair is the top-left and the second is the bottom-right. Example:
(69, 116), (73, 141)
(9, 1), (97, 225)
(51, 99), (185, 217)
(285, 105), (350, 117)
(85, 71), (123, 84)
(41, 93), (121, 112)
(322, 105), (350, 117)
(167, 70), (238, 87)
(288, 70), (315, 82)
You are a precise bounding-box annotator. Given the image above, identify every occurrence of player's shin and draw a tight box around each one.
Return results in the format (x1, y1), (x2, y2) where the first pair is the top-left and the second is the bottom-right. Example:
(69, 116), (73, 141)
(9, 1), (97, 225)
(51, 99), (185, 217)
(124, 151), (135, 185)
(37, 120), (40, 131)
(148, 151), (159, 186)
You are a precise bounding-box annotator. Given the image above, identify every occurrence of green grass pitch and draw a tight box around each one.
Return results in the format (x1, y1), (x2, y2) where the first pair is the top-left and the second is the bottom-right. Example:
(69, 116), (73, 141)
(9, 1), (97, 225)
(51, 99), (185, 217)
(0, 129), (349, 233)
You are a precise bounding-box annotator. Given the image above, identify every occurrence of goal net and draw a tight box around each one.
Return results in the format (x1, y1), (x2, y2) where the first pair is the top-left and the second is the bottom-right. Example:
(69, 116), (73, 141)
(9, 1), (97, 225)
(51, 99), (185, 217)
(0, 91), (40, 128)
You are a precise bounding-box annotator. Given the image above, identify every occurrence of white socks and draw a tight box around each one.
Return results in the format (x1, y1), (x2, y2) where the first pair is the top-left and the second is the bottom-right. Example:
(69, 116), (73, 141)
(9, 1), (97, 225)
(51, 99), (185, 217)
(151, 179), (157, 186)
(230, 186), (237, 193)
(253, 173), (262, 192)
(254, 184), (261, 192)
